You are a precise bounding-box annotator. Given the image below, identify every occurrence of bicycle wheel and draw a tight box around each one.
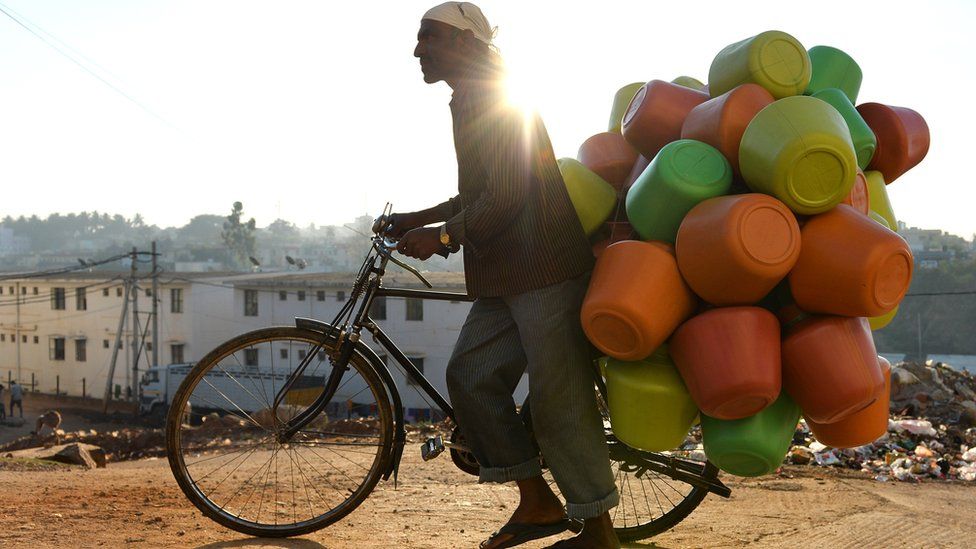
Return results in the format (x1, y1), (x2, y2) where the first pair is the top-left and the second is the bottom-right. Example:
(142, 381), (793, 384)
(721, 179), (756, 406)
(542, 389), (717, 542)
(166, 327), (394, 538)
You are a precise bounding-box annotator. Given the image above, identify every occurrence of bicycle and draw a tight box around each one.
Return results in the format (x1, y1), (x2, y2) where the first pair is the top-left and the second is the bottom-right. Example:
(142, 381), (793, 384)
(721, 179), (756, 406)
(165, 209), (731, 541)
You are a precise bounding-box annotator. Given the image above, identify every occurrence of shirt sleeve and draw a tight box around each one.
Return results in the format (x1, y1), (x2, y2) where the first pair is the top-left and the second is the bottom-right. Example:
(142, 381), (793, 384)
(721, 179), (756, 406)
(433, 194), (463, 222)
(444, 104), (530, 252)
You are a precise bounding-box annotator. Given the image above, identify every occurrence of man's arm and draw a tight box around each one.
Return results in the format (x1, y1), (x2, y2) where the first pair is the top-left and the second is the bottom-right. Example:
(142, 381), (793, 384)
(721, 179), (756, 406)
(444, 106), (530, 250)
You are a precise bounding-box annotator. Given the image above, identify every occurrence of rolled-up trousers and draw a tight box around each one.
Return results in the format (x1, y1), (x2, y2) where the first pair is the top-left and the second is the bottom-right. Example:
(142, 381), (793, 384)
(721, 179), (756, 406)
(446, 271), (619, 520)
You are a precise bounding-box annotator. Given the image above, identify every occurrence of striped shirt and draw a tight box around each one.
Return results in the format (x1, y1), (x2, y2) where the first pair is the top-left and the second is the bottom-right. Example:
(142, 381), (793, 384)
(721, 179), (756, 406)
(436, 60), (594, 298)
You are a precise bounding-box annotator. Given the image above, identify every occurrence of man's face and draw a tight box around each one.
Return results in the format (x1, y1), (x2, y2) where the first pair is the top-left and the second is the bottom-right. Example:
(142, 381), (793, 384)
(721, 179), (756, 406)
(414, 19), (466, 84)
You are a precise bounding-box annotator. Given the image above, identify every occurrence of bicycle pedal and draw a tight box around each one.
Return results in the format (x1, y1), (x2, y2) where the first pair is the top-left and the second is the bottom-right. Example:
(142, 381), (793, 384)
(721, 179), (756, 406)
(421, 435), (445, 461)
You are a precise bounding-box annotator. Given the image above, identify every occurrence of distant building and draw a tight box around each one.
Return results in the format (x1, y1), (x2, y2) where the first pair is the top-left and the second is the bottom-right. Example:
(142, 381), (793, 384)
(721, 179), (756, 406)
(0, 227), (31, 256)
(0, 270), (502, 421)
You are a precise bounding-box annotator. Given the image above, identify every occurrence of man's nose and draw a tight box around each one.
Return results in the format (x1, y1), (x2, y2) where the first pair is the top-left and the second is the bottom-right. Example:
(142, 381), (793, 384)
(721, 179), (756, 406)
(414, 42), (425, 58)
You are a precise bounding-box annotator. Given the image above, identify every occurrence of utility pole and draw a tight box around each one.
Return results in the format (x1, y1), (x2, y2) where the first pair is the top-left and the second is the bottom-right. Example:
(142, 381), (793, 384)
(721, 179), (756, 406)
(131, 247), (140, 403)
(15, 281), (21, 384)
(102, 280), (131, 413)
(151, 241), (159, 369)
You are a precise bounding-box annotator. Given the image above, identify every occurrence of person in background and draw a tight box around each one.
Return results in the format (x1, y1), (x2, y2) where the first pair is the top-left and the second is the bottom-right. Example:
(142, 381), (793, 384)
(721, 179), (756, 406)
(379, 3), (620, 548)
(10, 380), (23, 418)
(0, 384), (5, 420)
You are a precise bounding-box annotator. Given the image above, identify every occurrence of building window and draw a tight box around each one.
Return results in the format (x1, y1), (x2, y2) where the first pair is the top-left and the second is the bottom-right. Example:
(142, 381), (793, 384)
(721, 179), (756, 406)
(147, 342), (152, 352)
(103, 339), (110, 349)
(116, 287), (123, 297)
(76, 287), (87, 311)
(20, 287), (25, 295)
(406, 298), (423, 321)
(406, 357), (424, 386)
(171, 344), (185, 364)
(1, 287), (4, 295)
(298, 349), (307, 360)
(75, 339), (87, 362)
(317, 350), (326, 362)
(1, 334), (5, 342)
(103, 288), (109, 297)
(33, 287), (38, 295)
(50, 337), (66, 361)
(171, 288), (183, 314)
(337, 290), (346, 302)
(21, 335), (26, 343)
(51, 287), (66, 310)
(7, 286), (12, 294)
(279, 291), (287, 301)
(145, 288), (152, 297)
(244, 289), (258, 317)
(370, 296), (387, 320)
(316, 290), (325, 301)
(33, 336), (38, 344)
(297, 290), (306, 301)
(244, 348), (259, 367)
(280, 348), (288, 360)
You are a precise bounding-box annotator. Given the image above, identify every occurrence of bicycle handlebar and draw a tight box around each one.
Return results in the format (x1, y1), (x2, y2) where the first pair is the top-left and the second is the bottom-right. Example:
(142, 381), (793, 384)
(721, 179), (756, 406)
(373, 237), (434, 289)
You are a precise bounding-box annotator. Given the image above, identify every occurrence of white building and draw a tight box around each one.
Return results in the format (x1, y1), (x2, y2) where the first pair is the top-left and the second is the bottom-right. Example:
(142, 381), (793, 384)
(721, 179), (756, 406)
(0, 270), (528, 420)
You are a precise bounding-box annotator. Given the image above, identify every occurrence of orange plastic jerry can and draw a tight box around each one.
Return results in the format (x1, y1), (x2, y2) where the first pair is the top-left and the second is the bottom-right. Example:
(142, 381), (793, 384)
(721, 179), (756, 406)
(621, 80), (710, 160)
(806, 356), (891, 448)
(581, 241), (697, 361)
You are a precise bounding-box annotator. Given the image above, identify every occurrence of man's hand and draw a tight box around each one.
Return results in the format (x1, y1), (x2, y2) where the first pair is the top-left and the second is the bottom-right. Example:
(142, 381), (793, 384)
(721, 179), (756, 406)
(397, 227), (443, 260)
(374, 212), (425, 239)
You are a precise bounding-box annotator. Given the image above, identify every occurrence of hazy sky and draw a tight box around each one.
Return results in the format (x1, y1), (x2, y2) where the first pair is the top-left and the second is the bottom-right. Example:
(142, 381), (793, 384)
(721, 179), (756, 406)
(1, 1), (973, 236)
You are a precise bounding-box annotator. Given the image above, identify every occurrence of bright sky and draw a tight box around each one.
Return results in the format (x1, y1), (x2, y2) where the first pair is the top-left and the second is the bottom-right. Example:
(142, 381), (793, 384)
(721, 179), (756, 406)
(1, 1), (973, 236)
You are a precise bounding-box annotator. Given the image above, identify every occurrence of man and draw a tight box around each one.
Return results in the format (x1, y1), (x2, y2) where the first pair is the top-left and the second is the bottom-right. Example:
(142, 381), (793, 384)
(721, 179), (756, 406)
(381, 3), (620, 548)
(9, 380), (22, 418)
(0, 384), (5, 420)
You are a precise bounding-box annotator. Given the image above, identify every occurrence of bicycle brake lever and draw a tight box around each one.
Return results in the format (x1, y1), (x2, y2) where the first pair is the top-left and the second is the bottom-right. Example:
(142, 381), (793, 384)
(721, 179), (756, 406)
(377, 245), (433, 289)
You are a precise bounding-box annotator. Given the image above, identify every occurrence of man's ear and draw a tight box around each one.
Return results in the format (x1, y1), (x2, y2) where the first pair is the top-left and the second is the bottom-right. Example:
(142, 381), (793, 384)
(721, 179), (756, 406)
(458, 28), (479, 51)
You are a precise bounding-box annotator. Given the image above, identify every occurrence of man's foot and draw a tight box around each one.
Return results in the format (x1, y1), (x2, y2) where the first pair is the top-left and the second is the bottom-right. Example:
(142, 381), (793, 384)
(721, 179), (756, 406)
(480, 476), (567, 549)
(545, 512), (619, 549)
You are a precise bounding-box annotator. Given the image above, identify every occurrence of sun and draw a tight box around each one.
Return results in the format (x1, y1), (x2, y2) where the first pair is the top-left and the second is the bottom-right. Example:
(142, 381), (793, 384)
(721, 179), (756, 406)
(502, 63), (543, 118)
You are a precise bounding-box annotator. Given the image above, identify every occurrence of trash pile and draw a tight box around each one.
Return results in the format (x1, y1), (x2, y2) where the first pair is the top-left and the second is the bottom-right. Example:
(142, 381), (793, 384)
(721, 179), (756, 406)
(784, 361), (976, 482)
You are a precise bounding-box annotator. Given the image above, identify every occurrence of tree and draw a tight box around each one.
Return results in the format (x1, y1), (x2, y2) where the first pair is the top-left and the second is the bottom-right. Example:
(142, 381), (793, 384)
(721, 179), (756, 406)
(221, 201), (256, 268)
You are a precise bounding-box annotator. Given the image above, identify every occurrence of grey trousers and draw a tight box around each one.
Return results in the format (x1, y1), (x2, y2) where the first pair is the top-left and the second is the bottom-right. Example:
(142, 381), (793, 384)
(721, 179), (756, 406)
(446, 271), (619, 520)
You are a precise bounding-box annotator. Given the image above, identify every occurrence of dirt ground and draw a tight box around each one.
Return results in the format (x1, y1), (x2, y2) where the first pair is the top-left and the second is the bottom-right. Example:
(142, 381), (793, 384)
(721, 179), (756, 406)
(0, 443), (973, 549)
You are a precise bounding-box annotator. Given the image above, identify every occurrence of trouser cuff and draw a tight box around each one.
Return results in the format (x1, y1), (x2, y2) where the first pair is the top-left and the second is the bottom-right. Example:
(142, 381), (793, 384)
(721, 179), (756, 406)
(477, 457), (543, 484)
(566, 488), (620, 520)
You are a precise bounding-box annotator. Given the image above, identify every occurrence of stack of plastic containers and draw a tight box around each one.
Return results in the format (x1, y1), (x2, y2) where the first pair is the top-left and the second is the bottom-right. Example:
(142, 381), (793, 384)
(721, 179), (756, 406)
(576, 29), (930, 478)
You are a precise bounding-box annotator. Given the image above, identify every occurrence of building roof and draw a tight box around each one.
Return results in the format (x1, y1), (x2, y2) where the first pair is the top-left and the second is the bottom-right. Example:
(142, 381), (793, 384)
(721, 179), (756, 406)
(223, 270), (468, 291)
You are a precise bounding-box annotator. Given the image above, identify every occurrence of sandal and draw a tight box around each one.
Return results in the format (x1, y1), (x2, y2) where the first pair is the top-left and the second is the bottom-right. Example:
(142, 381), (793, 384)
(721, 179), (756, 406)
(479, 519), (573, 549)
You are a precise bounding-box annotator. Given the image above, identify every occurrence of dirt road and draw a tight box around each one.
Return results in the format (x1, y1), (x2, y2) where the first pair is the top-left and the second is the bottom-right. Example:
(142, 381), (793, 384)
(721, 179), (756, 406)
(0, 444), (973, 549)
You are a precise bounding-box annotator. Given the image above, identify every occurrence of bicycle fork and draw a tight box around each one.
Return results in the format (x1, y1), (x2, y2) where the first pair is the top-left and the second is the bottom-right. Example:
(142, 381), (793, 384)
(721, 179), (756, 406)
(271, 332), (357, 443)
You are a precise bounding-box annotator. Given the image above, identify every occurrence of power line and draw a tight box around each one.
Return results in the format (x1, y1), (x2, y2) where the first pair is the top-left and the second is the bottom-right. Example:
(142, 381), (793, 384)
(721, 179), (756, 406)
(0, 1), (177, 130)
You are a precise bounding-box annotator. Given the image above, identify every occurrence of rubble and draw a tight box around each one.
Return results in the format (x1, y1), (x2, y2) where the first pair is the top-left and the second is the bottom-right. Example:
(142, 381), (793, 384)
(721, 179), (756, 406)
(784, 361), (976, 482)
(4, 443), (107, 469)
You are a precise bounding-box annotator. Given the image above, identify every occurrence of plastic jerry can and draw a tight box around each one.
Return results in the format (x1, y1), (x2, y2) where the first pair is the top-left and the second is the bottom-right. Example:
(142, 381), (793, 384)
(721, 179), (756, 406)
(805, 45), (863, 103)
(708, 31), (811, 99)
(557, 158), (617, 236)
(789, 204), (913, 317)
(681, 83), (775, 176)
(622, 80), (710, 160)
(605, 345), (700, 451)
(857, 102), (930, 183)
(806, 357), (891, 448)
(675, 194), (800, 305)
(609, 82), (645, 133)
(869, 305), (898, 331)
(782, 315), (884, 424)
(577, 132), (639, 191)
(581, 241), (697, 361)
(865, 170), (897, 230)
(841, 168), (870, 215)
(671, 75), (707, 91)
(670, 307), (782, 419)
(626, 139), (732, 243)
(811, 88), (877, 170)
(739, 96), (857, 215)
(701, 391), (801, 477)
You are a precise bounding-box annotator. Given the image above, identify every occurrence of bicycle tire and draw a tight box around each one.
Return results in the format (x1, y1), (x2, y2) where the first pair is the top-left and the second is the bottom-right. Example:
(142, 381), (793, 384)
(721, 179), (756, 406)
(165, 326), (394, 538)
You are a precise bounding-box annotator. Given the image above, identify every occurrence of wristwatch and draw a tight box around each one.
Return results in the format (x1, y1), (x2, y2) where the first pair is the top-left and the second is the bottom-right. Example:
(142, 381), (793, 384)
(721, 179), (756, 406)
(439, 224), (451, 246)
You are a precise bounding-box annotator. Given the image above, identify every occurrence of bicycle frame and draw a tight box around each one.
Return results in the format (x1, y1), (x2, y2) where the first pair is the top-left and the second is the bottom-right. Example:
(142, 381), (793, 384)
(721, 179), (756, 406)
(273, 234), (472, 442)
